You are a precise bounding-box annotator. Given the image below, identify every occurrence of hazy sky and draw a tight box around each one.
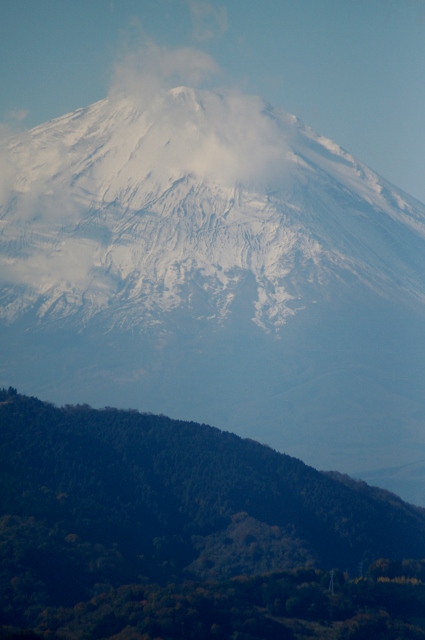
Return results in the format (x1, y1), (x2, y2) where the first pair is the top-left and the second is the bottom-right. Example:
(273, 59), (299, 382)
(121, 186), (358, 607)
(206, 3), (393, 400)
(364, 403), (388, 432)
(1, 0), (425, 203)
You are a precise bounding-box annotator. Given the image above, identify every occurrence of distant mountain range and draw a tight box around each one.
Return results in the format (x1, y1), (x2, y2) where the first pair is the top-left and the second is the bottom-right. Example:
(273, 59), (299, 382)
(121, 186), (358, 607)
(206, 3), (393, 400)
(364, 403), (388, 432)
(1, 86), (425, 502)
(2, 387), (425, 630)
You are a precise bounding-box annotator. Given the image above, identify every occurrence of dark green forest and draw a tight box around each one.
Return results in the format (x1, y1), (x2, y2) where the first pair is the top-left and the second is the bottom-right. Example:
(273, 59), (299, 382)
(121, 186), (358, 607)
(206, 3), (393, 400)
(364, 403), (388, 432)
(2, 387), (425, 639)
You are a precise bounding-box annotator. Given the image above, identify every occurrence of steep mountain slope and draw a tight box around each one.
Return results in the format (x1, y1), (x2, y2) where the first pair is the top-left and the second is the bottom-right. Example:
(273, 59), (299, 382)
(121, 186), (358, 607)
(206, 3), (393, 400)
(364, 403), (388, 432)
(2, 388), (425, 626)
(1, 87), (424, 329)
(1, 87), (425, 496)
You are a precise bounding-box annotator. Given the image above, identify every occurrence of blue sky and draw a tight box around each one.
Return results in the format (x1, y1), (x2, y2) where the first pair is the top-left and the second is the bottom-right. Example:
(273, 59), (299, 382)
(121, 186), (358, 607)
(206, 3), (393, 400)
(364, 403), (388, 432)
(1, 0), (425, 203)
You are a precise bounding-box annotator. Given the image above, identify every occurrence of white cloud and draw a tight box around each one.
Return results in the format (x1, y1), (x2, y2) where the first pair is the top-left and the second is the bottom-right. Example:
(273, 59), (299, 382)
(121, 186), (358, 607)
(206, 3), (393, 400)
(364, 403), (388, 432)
(108, 39), (220, 107)
(187, 0), (228, 41)
(1, 239), (95, 291)
(0, 110), (29, 203)
(107, 38), (290, 190)
(0, 109), (29, 139)
(8, 109), (28, 123)
(170, 88), (290, 189)
(0, 147), (14, 204)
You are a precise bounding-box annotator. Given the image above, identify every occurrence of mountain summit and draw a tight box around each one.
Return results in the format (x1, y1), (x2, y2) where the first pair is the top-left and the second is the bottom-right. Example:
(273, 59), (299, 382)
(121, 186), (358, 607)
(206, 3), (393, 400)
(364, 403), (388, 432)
(1, 87), (425, 498)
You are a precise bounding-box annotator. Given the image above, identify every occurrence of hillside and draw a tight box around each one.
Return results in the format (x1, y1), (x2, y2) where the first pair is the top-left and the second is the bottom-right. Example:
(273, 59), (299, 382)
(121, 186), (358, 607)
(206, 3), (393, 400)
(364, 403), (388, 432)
(2, 387), (425, 630)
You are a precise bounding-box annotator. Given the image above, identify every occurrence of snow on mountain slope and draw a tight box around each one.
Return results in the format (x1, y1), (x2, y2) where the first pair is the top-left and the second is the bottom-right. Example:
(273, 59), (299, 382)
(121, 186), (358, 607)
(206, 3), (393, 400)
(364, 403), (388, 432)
(1, 86), (425, 332)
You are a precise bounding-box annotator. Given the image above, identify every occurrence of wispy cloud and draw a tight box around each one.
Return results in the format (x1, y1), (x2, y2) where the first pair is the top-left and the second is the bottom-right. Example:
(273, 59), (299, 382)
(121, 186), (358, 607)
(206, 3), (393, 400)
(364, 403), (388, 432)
(175, 88), (290, 189)
(109, 37), (220, 106)
(0, 109), (29, 140)
(187, 0), (228, 41)
(0, 110), (29, 203)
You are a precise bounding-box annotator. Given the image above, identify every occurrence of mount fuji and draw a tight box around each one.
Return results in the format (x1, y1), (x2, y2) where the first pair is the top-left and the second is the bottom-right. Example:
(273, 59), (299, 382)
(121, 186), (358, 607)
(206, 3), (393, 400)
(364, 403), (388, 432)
(1, 86), (425, 502)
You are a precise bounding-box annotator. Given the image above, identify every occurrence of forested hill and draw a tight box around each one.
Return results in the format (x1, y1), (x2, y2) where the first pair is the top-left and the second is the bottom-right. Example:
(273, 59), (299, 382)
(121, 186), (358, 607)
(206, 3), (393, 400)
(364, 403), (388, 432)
(2, 387), (425, 627)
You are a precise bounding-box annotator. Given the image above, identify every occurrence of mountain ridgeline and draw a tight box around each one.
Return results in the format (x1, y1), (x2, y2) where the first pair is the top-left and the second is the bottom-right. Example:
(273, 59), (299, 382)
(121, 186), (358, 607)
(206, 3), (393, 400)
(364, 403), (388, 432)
(2, 387), (425, 630)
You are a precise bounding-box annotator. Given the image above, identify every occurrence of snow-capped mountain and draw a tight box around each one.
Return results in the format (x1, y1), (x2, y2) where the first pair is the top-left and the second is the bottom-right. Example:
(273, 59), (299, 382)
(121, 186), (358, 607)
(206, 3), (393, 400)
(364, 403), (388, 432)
(2, 86), (425, 503)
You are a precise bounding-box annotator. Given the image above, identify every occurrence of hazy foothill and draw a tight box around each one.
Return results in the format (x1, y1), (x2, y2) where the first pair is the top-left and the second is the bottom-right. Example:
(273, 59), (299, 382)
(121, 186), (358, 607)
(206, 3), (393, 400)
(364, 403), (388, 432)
(2, 387), (425, 639)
